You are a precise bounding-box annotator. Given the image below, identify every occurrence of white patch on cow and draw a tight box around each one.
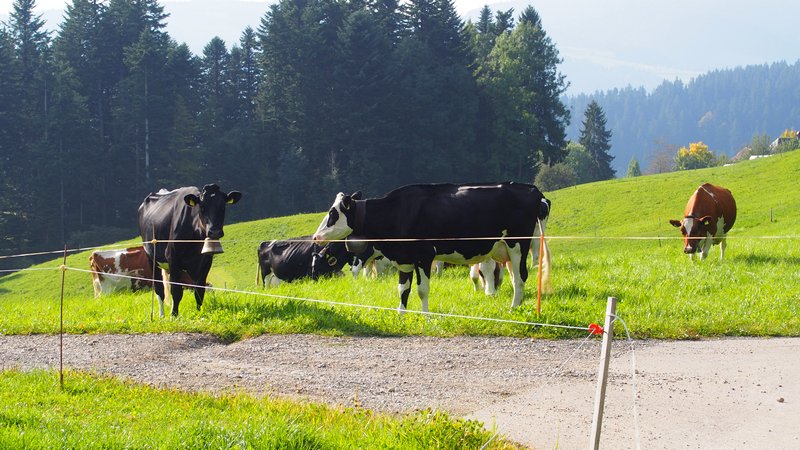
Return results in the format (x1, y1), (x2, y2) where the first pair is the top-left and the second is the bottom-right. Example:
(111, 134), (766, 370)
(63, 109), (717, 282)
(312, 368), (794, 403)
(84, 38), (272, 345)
(718, 216), (728, 259)
(477, 259), (500, 296)
(698, 233), (712, 260)
(350, 258), (364, 278)
(683, 217), (695, 238)
(397, 276), (411, 315)
(313, 193), (352, 242)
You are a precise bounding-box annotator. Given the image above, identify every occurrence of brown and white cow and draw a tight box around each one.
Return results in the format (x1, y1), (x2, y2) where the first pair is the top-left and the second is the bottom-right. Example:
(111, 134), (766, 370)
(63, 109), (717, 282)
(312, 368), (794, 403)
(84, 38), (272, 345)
(89, 246), (196, 297)
(670, 183), (737, 260)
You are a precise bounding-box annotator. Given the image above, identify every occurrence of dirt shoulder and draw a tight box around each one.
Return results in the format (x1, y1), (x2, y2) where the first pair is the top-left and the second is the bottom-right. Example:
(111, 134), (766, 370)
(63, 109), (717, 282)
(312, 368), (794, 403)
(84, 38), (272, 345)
(1, 334), (797, 449)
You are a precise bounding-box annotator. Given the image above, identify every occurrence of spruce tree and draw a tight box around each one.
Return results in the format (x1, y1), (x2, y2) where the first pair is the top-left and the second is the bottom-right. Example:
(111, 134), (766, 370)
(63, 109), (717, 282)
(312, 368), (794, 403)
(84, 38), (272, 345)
(626, 156), (641, 177)
(579, 100), (615, 181)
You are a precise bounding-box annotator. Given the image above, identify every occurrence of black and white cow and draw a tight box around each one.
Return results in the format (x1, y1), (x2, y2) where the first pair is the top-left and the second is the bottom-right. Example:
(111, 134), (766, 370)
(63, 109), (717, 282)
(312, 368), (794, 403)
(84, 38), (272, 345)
(138, 184), (241, 317)
(257, 236), (353, 286)
(312, 182), (551, 312)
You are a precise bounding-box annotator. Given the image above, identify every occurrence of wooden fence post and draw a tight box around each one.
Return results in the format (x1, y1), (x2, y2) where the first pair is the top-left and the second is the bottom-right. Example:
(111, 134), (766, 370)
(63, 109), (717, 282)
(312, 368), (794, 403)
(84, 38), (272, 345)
(589, 296), (617, 449)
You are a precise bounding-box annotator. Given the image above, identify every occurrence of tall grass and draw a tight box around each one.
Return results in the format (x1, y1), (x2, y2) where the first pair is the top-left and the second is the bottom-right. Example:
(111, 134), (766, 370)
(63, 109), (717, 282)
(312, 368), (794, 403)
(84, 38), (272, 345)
(1, 150), (799, 340)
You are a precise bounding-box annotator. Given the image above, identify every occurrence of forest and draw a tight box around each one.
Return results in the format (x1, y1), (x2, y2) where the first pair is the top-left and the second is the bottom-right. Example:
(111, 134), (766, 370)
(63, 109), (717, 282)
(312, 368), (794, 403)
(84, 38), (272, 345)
(566, 61), (800, 173)
(0, 0), (570, 260)
(2, 0), (798, 264)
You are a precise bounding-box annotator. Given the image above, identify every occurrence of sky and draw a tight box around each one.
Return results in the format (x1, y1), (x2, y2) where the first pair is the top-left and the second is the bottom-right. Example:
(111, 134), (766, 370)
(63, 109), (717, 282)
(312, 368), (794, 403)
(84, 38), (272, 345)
(2, 0), (797, 95)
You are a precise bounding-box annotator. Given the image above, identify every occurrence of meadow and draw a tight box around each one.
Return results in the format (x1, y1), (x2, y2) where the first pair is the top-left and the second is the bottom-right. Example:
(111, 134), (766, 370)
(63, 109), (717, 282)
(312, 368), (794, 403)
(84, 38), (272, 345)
(1, 150), (798, 340)
(2, 151), (798, 448)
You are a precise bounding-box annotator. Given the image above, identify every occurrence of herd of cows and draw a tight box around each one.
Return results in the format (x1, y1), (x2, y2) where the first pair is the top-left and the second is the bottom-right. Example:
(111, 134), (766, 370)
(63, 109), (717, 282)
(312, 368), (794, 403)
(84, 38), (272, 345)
(88, 182), (737, 317)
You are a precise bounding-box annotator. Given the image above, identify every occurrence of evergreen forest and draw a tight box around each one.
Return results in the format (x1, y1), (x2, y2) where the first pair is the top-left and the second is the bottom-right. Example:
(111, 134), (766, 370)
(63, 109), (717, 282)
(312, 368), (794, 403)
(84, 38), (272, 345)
(2, 0), (798, 264)
(0, 0), (570, 260)
(566, 60), (800, 173)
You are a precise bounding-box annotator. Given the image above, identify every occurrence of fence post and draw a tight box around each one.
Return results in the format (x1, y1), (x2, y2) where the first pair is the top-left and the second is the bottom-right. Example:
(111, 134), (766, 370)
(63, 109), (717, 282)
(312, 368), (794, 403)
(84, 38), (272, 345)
(59, 244), (67, 389)
(589, 296), (617, 450)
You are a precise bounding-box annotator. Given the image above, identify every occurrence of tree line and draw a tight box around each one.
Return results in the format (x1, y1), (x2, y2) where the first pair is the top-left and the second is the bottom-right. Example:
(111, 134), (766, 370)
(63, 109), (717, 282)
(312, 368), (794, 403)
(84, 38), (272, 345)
(1, 0), (580, 261)
(565, 60), (800, 174)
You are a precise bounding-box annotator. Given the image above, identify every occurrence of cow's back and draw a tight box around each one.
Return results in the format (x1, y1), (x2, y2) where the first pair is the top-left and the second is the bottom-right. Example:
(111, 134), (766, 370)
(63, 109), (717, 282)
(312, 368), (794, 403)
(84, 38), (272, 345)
(405, 183), (542, 238)
(258, 238), (317, 282)
(138, 187), (203, 262)
(706, 184), (737, 233)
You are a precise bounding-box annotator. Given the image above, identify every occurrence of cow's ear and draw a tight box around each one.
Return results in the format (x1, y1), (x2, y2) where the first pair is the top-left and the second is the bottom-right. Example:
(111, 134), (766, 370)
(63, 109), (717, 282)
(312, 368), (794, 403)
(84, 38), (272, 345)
(351, 191), (363, 200)
(700, 216), (712, 226)
(184, 194), (200, 207)
(669, 219), (682, 228)
(226, 191), (242, 205)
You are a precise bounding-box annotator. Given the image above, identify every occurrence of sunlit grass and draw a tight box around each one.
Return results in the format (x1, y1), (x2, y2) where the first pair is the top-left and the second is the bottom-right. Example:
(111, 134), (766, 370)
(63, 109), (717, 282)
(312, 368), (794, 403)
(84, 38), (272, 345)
(0, 370), (518, 449)
(1, 150), (799, 340)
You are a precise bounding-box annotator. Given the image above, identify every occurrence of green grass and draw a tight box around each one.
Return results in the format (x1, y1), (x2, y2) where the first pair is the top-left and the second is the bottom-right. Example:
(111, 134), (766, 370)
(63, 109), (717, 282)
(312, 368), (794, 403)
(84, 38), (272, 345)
(0, 369), (518, 449)
(1, 150), (799, 340)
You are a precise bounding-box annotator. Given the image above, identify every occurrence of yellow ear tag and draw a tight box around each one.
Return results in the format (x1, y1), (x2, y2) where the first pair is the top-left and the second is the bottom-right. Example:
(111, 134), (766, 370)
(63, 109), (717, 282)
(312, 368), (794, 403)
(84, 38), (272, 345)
(188, 199), (197, 207)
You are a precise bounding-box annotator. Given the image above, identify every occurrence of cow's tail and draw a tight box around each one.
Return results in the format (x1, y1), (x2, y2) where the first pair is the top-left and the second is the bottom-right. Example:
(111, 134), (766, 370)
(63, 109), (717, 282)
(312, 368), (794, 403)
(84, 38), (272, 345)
(535, 218), (553, 295)
(256, 256), (263, 287)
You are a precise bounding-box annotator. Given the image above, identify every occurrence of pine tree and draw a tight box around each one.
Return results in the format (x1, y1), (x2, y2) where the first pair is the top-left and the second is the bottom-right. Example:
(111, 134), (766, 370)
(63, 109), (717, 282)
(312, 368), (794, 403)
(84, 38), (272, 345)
(476, 6), (570, 181)
(626, 156), (641, 177)
(579, 100), (615, 181)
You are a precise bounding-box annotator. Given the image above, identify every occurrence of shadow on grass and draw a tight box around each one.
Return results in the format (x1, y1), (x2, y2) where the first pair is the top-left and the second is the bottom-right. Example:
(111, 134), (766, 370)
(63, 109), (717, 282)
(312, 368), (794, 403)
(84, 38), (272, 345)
(207, 292), (390, 337)
(730, 253), (800, 265)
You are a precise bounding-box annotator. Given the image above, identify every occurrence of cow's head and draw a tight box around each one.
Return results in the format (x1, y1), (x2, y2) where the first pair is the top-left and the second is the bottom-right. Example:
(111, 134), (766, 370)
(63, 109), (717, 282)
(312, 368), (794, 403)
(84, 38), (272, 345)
(669, 215), (714, 254)
(184, 184), (242, 240)
(311, 242), (351, 279)
(312, 191), (362, 243)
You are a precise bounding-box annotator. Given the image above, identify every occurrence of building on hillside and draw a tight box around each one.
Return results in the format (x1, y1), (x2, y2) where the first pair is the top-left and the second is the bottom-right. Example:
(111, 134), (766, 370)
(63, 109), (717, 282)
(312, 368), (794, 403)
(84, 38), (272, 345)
(769, 129), (800, 150)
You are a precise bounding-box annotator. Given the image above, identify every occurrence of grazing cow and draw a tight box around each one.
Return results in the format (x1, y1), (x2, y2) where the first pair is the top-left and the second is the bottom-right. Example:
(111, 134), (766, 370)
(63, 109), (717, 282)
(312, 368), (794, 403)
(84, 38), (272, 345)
(470, 197), (552, 295)
(138, 184), (241, 317)
(670, 183), (737, 260)
(88, 246), (196, 297)
(257, 237), (353, 286)
(313, 182), (551, 312)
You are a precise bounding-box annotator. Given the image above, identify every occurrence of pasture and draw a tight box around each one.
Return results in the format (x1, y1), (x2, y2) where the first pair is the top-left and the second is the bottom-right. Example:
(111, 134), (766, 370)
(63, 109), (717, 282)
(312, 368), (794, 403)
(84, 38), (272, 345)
(1, 150), (798, 340)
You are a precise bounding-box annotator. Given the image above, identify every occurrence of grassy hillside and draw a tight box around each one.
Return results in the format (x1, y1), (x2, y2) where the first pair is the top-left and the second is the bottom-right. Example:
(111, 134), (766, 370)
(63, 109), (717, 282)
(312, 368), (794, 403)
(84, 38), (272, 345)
(1, 151), (799, 339)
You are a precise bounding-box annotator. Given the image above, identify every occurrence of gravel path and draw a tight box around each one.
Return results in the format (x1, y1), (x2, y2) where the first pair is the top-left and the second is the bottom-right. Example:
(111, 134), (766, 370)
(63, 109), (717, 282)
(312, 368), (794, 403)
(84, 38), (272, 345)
(1, 333), (798, 449)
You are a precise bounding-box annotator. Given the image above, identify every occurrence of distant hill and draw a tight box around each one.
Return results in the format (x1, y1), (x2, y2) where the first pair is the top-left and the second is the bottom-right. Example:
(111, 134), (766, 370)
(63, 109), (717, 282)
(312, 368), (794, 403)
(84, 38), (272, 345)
(565, 61), (800, 174)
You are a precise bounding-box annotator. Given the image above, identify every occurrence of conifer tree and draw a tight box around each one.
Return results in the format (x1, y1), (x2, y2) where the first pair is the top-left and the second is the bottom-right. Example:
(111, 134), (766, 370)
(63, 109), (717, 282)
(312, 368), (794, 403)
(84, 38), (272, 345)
(579, 100), (615, 181)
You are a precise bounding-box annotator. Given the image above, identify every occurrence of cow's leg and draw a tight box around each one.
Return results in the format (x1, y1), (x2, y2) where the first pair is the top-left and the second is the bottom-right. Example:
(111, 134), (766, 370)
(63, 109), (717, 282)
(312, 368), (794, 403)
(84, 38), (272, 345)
(92, 275), (102, 298)
(160, 268), (172, 318)
(700, 234), (713, 260)
(415, 264), (431, 314)
(720, 234), (727, 260)
(397, 267), (413, 314)
(193, 256), (213, 312)
(150, 266), (167, 318)
(482, 260), (499, 296)
(507, 242), (527, 308)
(168, 271), (184, 317)
(469, 264), (482, 291)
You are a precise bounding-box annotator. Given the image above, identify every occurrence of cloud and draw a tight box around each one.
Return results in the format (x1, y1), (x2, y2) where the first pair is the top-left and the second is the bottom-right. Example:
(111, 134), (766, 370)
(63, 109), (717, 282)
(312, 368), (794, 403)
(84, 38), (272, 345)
(561, 46), (702, 82)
